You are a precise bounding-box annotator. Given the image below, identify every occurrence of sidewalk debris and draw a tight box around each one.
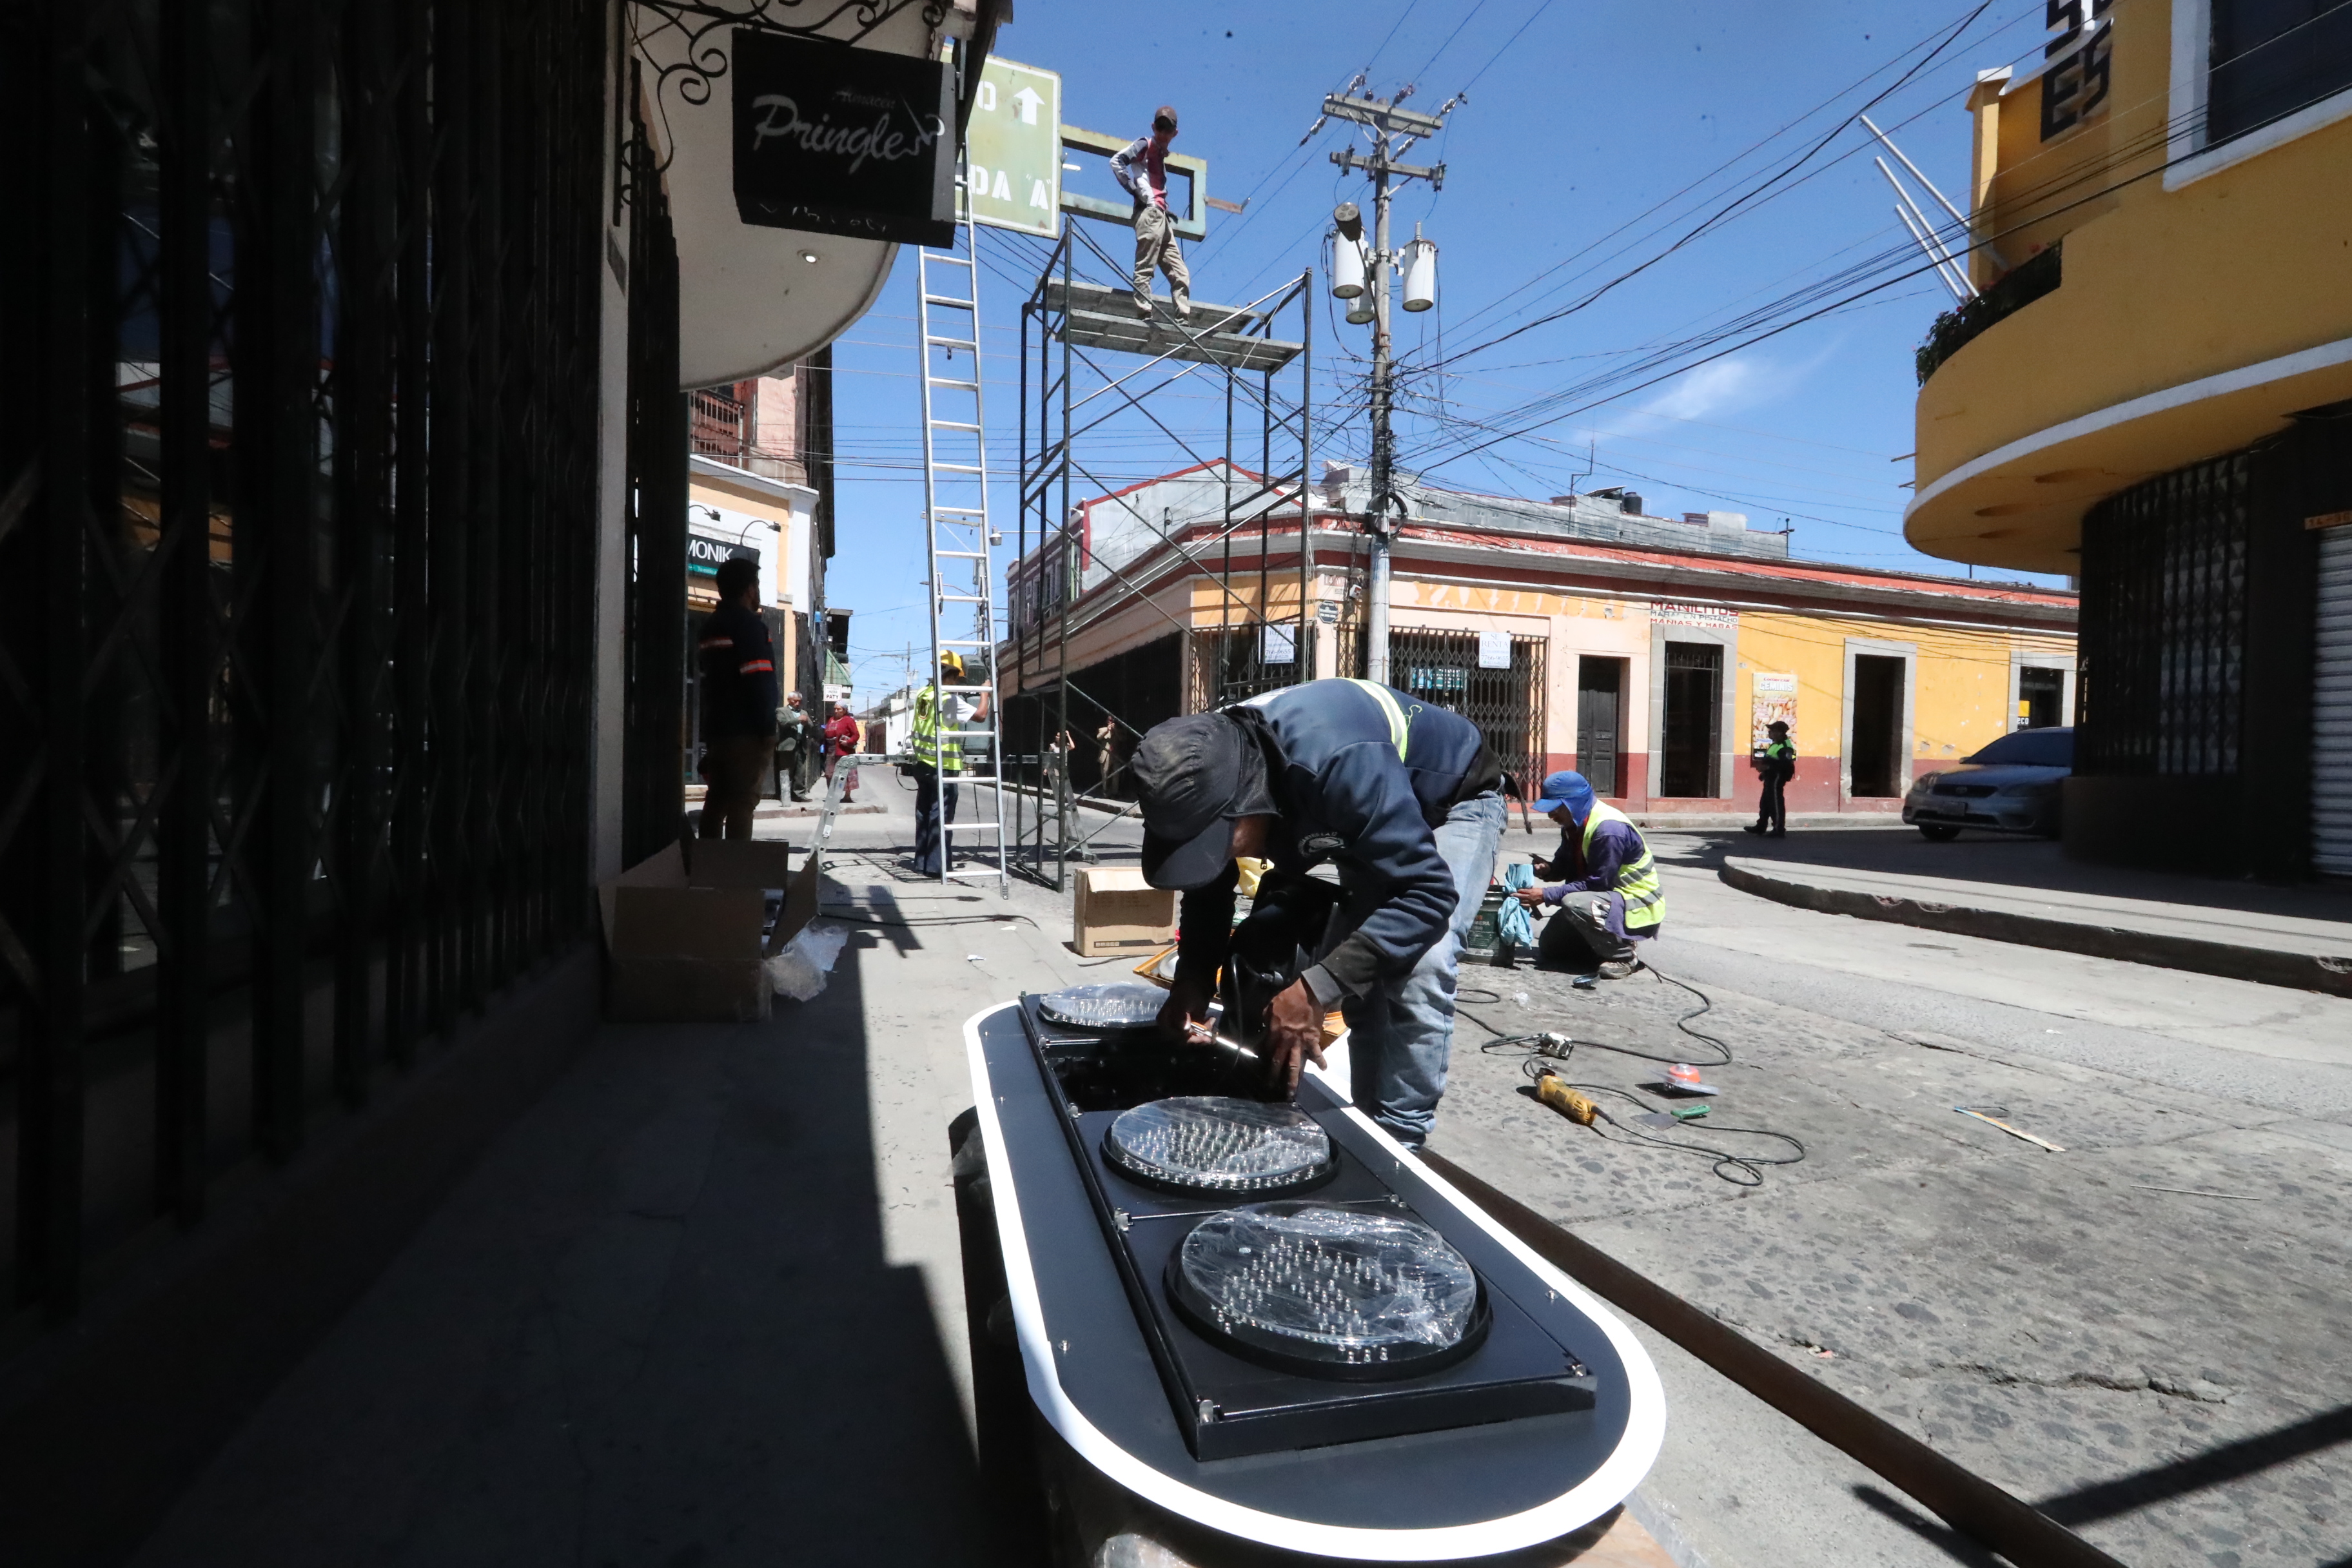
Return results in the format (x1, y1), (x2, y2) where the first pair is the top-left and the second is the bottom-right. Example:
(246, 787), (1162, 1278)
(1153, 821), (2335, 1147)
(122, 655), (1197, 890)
(2132, 1184), (2260, 1201)
(1954, 1105), (2065, 1152)
(765, 922), (849, 1001)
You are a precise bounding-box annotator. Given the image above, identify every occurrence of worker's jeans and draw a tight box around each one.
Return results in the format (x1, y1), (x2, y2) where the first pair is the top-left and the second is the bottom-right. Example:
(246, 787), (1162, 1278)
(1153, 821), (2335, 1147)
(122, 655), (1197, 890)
(1328, 790), (1505, 1148)
(913, 763), (960, 874)
(699, 734), (775, 841)
(1132, 204), (1190, 317)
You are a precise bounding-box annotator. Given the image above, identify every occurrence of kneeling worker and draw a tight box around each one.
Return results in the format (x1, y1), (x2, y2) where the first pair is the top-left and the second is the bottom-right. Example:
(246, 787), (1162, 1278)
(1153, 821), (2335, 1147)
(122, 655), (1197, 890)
(1515, 770), (1664, 978)
(1134, 679), (1507, 1148)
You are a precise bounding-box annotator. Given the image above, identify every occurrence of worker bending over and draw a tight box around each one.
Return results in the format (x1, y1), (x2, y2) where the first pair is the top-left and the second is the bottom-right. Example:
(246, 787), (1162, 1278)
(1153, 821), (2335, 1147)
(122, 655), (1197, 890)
(1135, 678), (1505, 1148)
(1516, 770), (1664, 979)
(1110, 106), (1190, 322)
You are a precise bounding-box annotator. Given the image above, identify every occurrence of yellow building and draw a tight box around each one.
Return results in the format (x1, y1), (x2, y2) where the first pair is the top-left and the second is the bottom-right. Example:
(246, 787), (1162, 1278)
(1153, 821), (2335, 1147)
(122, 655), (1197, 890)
(1905, 0), (2352, 874)
(1002, 465), (2075, 819)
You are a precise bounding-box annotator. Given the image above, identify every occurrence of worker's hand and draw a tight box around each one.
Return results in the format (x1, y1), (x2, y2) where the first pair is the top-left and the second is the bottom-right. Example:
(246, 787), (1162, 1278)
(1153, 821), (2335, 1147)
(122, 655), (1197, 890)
(1530, 858), (1557, 881)
(1158, 974), (1217, 1047)
(1514, 885), (1553, 909)
(1263, 979), (1328, 1099)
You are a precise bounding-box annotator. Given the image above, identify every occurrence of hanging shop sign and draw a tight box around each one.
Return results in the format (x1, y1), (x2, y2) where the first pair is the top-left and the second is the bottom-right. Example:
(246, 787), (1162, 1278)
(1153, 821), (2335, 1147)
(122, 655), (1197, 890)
(687, 532), (761, 580)
(732, 30), (956, 247)
(1476, 630), (1513, 669)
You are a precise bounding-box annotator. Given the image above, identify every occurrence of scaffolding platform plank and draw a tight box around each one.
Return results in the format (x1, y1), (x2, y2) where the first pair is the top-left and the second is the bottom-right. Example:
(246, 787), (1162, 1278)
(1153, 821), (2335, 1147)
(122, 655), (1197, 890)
(1044, 280), (1303, 372)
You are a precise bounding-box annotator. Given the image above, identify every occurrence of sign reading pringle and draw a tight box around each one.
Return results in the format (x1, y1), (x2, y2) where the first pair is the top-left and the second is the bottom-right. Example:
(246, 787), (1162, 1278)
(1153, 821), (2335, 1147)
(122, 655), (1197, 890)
(732, 29), (956, 246)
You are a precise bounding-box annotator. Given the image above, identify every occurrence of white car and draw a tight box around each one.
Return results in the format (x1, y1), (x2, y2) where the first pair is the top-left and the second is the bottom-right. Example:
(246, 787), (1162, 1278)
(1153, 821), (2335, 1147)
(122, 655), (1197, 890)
(1903, 727), (2072, 841)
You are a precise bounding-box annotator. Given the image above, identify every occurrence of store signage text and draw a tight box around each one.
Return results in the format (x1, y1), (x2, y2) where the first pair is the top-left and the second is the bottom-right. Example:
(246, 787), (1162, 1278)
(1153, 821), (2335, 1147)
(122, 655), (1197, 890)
(732, 30), (956, 246)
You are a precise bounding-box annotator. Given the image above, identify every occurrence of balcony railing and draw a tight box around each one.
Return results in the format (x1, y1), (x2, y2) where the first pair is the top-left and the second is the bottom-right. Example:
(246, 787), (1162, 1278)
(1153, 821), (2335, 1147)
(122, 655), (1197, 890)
(690, 388), (747, 458)
(1916, 243), (2063, 385)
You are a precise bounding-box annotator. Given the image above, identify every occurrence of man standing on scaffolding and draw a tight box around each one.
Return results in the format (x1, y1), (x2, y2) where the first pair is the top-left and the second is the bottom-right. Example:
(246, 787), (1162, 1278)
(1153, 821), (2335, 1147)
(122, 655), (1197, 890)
(1110, 106), (1190, 322)
(1133, 679), (1506, 1149)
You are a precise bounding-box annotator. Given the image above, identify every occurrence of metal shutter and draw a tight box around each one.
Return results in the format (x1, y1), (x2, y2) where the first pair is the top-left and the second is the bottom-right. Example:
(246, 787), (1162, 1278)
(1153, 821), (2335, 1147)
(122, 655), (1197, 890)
(2312, 527), (2352, 874)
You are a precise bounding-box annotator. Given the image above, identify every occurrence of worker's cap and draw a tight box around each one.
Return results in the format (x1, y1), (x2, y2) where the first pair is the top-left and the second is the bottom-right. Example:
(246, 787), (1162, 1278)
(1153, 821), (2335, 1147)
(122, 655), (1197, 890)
(1530, 770), (1597, 821)
(937, 651), (965, 676)
(1766, 720), (1789, 734)
(1134, 713), (1257, 890)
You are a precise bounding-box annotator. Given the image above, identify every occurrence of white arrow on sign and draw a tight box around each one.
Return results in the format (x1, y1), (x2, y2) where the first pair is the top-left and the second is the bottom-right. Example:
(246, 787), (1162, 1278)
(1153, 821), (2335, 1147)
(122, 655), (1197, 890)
(1010, 85), (1043, 125)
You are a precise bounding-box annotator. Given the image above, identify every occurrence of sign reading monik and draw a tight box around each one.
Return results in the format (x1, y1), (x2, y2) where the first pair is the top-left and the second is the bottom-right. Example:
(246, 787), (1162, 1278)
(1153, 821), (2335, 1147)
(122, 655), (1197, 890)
(732, 30), (955, 246)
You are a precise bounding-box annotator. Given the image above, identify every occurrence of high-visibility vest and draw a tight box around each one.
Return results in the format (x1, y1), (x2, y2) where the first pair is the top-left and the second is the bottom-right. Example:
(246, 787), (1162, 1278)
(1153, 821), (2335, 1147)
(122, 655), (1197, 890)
(1582, 801), (1664, 931)
(910, 685), (963, 774)
(1341, 678), (1413, 760)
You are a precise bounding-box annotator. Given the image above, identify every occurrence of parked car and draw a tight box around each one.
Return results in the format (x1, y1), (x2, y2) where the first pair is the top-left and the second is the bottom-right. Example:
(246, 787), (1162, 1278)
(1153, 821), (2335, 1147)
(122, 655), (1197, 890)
(1903, 726), (2072, 841)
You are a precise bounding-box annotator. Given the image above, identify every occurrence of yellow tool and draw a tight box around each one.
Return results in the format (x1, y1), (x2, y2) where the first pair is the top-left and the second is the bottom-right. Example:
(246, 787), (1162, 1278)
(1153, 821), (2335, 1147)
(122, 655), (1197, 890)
(1532, 1068), (1599, 1126)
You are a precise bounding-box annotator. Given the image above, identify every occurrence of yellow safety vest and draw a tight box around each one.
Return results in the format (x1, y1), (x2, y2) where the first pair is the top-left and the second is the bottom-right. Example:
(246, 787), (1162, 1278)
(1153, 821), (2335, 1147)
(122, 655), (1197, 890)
(910, 685), (963, 775)
(1342, 678), (1415, 760)
(1582, 801), (1664, 931)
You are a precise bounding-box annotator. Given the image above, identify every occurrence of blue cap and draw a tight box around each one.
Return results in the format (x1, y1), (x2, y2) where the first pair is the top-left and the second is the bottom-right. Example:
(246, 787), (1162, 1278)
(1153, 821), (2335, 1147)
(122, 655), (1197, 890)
(1531, 770), (1596, 821)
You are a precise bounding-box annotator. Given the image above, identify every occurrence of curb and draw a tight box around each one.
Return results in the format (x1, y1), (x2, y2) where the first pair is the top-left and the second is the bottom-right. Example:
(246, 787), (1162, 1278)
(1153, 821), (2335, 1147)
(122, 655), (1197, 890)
(1718, 860), (2352, 999)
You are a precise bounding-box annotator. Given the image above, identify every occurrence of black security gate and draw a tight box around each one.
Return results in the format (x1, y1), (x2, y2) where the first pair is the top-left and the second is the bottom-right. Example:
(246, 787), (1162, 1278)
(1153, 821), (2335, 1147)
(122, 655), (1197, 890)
(1384, 630), (1549, 796)
(2077, 451), (2251, 778)
(0, 0), (616, 1320)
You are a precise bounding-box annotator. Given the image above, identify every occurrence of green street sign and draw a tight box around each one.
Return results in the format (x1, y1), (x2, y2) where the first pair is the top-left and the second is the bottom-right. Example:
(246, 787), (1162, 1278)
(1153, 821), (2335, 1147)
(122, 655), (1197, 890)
(959, 55), (1062, 237)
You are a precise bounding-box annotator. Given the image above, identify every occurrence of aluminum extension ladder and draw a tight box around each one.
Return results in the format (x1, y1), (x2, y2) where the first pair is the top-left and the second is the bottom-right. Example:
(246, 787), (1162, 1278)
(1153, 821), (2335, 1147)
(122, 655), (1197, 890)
(916, 212), (1008, 894)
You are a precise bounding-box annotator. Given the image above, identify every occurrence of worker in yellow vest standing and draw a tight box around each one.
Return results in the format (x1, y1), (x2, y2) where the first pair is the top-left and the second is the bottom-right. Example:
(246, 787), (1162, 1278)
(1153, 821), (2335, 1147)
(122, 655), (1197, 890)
(910, 651), (978, 876)
(1516, 770), (1665, 979)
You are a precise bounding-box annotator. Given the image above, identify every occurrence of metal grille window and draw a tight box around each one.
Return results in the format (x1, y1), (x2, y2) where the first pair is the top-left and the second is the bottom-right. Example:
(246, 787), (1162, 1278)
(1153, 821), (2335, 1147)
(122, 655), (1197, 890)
(2077, 451), (2250, 778)
(1383, 631), (1549, 795)
(0, 0), (616, 1318)
(1191, 623), (1313, 710)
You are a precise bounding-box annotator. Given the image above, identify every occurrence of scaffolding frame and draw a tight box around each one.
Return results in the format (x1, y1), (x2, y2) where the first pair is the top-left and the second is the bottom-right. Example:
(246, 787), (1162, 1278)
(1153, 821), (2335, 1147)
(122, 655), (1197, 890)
(1005, 220), (1314, 892)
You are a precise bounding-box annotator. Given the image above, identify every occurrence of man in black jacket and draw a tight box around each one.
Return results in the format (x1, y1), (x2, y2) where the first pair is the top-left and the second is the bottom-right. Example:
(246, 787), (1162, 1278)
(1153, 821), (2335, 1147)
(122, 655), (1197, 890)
(1135, 679), (1506, 1147)
(696, 557), (779, 840)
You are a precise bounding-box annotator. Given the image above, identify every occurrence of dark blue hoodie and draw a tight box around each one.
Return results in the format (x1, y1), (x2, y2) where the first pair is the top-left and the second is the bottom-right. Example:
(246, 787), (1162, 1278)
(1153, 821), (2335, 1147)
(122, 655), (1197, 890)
(1175, 680), (1500, 1003)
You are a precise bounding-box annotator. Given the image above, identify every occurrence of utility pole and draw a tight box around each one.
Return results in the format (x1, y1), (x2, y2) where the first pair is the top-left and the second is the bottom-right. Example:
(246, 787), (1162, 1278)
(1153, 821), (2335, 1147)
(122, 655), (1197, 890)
(1322, 85), (1456, 686)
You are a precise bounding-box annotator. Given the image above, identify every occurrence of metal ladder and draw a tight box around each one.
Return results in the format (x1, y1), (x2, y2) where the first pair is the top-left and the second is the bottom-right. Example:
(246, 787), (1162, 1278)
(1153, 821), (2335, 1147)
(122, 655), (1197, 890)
(917, 213), (1008, 894)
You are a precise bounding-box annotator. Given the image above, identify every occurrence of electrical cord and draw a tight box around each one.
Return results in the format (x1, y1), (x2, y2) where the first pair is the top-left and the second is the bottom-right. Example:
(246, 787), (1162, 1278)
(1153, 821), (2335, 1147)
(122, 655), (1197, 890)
(1521, 1062), (1806, 1188)
(1456, 961), (1730, 1067)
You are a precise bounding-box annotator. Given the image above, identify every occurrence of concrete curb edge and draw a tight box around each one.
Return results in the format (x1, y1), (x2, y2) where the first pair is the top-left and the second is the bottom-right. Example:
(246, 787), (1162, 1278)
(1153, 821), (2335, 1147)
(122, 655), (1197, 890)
(1717, 860), (2352, 999)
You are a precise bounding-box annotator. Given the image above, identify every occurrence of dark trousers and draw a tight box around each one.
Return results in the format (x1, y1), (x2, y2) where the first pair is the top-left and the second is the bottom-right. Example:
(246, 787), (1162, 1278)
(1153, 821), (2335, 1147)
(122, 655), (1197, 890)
(700, 734), (775, 841)
(1756, 773), (1788, 834)
(1538, 892), (1638, 969)
(914, 764), (960, 874)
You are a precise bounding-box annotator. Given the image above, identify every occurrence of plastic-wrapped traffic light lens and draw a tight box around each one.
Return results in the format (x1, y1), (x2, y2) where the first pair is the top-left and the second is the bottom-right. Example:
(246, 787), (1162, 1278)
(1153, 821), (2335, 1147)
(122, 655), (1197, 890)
(1038, 983), (1170, 1030)
(1167, 1201), (1485, 1378)
(1102, 1097), (1337, 1196)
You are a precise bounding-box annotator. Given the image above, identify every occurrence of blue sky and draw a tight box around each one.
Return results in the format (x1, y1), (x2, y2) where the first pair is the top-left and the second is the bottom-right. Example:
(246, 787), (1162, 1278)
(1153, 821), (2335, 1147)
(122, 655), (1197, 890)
(827, 1), (2068, 696)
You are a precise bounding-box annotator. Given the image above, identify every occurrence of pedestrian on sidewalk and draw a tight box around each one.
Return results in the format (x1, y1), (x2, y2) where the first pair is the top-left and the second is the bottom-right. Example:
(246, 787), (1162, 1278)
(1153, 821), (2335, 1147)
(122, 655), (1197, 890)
(823, 702), (863, 801)
(695, 557), (779, 841)
(1516, 770), (1664, 979)
(1746, 720), (1795, 838)
(1134, 677), (1507, 1148)
(1110, 106), (1190, 323)
(777, 691), (819, 802)
(1094, 714), (1123, 796)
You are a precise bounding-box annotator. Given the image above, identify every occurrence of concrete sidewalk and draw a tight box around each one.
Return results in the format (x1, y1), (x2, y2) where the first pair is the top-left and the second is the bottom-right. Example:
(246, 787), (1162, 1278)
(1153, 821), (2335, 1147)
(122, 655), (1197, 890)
(1720, 854), (2352, 998)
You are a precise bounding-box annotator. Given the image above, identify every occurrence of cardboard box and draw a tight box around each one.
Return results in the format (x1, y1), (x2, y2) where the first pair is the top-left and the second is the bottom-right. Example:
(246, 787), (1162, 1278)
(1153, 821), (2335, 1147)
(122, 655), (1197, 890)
(596, 838), (816, 1022)
(1072, 867), (1177, 957)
